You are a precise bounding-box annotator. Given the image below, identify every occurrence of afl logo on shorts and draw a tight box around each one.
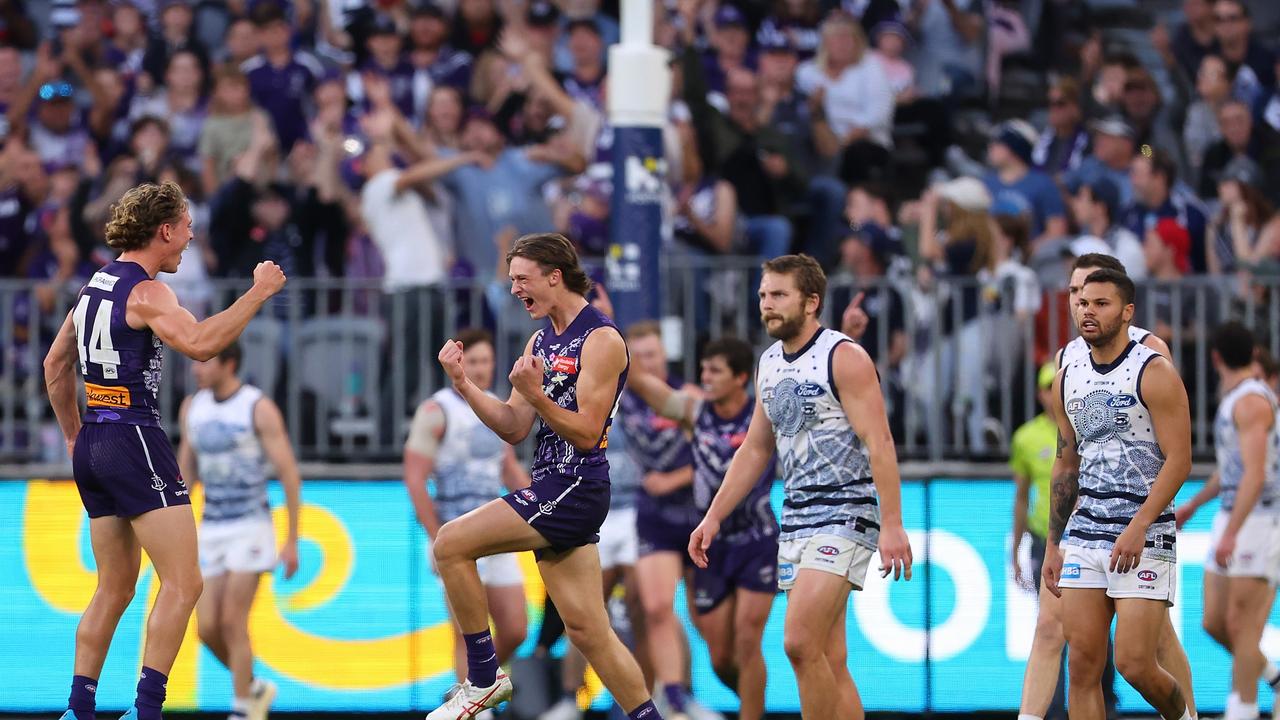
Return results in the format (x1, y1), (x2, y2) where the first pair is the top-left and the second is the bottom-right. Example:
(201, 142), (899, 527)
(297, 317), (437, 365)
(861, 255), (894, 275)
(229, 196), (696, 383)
(1137, 569), (1157, 582)
(817, 545), (840, 556)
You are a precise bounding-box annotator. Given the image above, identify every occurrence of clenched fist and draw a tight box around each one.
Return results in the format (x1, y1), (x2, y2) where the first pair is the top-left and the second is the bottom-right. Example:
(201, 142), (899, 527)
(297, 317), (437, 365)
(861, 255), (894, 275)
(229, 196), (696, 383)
(509, 355), (546, 401)
(252, 261), (287, 296)
(439, 340), (468, 387)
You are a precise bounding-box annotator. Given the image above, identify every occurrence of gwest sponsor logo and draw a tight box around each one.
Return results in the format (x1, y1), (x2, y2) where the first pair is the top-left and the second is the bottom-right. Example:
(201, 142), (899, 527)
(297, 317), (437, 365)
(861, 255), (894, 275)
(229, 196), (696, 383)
(1106, 394), (1138, 409)
(84, 382), (130, 408)
(1137, 569), (1157, 582)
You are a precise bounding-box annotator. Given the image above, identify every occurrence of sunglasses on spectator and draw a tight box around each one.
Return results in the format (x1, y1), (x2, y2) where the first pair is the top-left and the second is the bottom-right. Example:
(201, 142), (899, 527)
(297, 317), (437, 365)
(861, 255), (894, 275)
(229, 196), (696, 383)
(39, 82), (75, 101)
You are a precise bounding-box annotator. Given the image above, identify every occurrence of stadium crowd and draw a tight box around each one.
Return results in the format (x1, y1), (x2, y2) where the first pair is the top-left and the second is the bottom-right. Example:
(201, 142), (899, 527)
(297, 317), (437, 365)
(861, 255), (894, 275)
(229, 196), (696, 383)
(2, 0), (1280, 456)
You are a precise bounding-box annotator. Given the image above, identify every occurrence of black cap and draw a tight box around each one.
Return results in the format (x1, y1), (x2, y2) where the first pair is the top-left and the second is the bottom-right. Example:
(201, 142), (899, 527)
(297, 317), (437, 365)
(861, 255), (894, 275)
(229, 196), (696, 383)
(528, 0), (560, 27)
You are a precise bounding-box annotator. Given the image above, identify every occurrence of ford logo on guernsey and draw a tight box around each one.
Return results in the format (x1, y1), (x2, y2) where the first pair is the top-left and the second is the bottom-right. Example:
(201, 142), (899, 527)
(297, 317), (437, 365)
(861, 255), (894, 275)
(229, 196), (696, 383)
(817, 545), (840, 556)
(1137, 569), (1158, 582)
(1107, 394), (1138, 409)
(795, 382), (826, 398)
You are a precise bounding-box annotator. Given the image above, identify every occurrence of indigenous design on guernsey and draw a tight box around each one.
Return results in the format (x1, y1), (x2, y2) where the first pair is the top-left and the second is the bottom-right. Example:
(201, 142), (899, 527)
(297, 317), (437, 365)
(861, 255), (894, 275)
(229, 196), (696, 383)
(528, 304), (628, 484)
(757, 328), (878, 549)
(1214, 378), (1280, 514)
(74, 261), (165, 427)
(1059, 325), (1152, 367)
(692, 396), (778, 542)
(431, 388), (507, 523)
(1061, 341), (1175, 562)
(187, 385), (270, 522)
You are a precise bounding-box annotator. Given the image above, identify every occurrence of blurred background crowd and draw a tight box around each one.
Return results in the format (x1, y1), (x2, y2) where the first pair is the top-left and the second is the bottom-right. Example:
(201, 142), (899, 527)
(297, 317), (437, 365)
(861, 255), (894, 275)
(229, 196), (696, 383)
(2, 0), (1280, 462)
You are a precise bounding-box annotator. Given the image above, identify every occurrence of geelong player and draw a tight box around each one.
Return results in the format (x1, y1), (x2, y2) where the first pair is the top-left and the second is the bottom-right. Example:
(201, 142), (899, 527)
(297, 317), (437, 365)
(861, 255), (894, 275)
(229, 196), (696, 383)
(1043, 269), (1194, 720)
(615, 321), (700, 718)
(1018, 252), (1196, 720)
(428, 233), (661, 720)
(403, 328), (530, 690)
(629, 337), (777, 720)
(690, 254), (912, 720)
(44, 181), (286, 720)
(1176, 322), (1280, 720)
(179, 342), (302, 720)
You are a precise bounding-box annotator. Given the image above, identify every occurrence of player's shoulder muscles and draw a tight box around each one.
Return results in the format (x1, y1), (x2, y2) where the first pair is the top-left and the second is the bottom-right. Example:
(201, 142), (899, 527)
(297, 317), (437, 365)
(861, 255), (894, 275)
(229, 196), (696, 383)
(1137, 354), (1186, 411)
(125, 278), (181, 329)
(1234, 391), (1275, 432)
(252, 394), (288, 435)
(1141, 333), (1172, 361)
(831, 337), (877, 395)
(581, 324), (627, 376)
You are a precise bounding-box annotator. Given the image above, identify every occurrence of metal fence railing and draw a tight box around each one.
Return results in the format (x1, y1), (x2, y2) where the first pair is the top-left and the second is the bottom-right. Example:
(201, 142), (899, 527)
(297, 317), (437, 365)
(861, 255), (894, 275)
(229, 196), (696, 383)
(3, 260), (1278, 463)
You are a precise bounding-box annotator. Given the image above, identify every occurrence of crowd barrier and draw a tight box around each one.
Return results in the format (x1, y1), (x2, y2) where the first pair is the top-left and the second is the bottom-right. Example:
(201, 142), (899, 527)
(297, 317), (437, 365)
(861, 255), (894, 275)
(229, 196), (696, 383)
(2, 264), (1278, 463)
(0, 474), (1260, 714)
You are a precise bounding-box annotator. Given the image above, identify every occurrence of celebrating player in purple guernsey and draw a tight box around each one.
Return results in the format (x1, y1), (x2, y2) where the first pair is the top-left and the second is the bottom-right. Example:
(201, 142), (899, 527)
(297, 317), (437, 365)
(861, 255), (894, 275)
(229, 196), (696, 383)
(627, 336), (779, 720)
(44, 181), (286, 720)
(430, 233), (661, 720)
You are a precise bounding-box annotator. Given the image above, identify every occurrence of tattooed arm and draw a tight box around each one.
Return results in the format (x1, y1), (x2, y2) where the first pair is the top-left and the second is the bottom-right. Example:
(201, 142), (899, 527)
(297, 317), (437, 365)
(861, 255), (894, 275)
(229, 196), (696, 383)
(1043, 368), (1081, 597)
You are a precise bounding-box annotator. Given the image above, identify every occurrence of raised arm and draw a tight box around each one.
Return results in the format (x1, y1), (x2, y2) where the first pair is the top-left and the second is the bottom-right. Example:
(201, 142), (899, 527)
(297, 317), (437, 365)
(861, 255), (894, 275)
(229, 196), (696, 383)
(1043, 368), (1081, 597)
(510, 327), (628, 450)
(128, 262), (286, 361)
(626, 365), (699, 433)
(43, 311), (82, 458)
(689, 392), (777, 567)
(833, 340), (912, 580)
(1110, 357), (1192, 573)
(255, 397), (301, 579)
(441, 334), (540, 445)
(403, 400), (446, 537)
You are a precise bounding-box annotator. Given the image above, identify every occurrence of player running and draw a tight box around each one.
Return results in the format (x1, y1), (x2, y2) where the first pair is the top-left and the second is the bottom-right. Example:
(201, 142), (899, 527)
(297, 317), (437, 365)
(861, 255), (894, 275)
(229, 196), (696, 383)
(1043, 269), (1194, 720)
(690, 254), (912, 720)
(628, 336), (777, 720)
(179, 342), (302, 720)
(44, 181), (286, 720)
(1176, 322), (1280, 720)
(428, 233), (661, 720)
(403, 328), (530, 696)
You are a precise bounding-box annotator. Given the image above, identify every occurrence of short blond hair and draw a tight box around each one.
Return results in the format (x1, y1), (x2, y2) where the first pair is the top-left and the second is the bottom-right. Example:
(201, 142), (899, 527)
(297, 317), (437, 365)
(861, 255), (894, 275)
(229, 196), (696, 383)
(104, 181), (187, 251)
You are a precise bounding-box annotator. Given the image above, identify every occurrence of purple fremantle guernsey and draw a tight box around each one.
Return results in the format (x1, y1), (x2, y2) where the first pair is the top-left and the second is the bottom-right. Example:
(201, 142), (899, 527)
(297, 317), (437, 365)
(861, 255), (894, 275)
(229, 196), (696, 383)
(693, 397), (778, 542)
(529, 304), (628, 484)
(74, 261), (165, 428)
(620, 376), (697, 522)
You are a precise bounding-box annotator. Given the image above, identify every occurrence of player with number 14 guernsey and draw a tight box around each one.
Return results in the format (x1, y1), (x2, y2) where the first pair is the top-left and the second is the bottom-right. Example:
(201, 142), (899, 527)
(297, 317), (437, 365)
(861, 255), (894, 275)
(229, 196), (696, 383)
(43, 182), (287, 720)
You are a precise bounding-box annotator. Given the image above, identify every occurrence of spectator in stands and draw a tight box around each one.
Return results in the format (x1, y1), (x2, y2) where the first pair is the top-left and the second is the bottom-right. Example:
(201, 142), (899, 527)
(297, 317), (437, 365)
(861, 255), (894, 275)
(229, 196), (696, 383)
(142, 0), (209, 91)
(1033, 77), (1088, 178)
(1064, 114), (1137, 208)
(681, 28), (802, 265)
(199, 65), (276, 197)
(1124, 146), (1208, 273)
(450, 0), (502, 56)
(561, 17), (606, 109)
(756, 0), (822, 60)
(129, 49), (208, 172)
(0, 44), (20, 124)
(349, 15), (417, 120)
(800, 11), (894, 187)
(552, 0), (619, 75)
(106, 1), (148, 82)
(983, 213), (1041, 321)
(423, 84), (465, 152)
(0, 139), (40, 276)
(1141, 218), (1201, 345)
(219, 16), (261, 68)
(845, 182), (902, 245)
(757, 31), (816, 178)
(1183, 53), (1231, 190)
(243, 2), (325, 152)
(1198, 99), (1258, 198)
(1169, 0), (1217, 80)
(1207, 157), (1280, 277)
(23, 78), (92, 169)
(1120, 67), (1186, 177)
(702, 4), (755, 104)
(1212, 0), (1276, 107)
(407, 2), (474, 100)
(0, 0), (35, 49)
(983, 120), (1067, 250)
(1084, 51), (1140, 119)
(905, 0), (984, 99)
(1069, 176), (1147, 279)
(83, 64), (131, 163)
(872, 20), (917, 104)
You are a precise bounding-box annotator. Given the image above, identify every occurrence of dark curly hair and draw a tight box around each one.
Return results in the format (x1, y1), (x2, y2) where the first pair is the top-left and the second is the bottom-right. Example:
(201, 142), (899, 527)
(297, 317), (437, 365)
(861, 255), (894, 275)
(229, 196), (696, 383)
(104, 181), (187, 252)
